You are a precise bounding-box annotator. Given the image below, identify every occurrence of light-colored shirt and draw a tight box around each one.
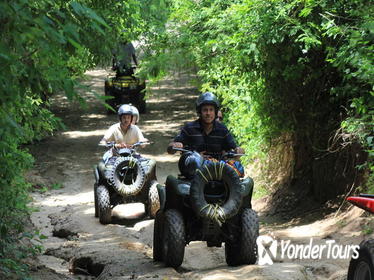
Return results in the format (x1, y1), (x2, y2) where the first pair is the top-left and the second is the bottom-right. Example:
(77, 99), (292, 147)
(103, 123), (146, 144)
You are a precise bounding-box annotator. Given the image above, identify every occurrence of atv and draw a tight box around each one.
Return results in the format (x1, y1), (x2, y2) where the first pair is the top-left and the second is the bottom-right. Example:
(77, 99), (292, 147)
(93, 141), (159, 224)
(153, 147), (259, 268)
(104, 65), (146, 114)
(346, 194), (374, 280)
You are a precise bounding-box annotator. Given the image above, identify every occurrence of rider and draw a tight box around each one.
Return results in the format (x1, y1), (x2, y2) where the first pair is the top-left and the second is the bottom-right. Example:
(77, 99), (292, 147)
(99, 104), (146, 162)
(167, 92), (244, 178)
(112, 41), (138, 77)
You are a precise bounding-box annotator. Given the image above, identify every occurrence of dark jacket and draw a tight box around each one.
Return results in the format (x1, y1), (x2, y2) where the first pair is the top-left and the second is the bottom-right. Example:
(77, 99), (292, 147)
(174, 119), (237, 159)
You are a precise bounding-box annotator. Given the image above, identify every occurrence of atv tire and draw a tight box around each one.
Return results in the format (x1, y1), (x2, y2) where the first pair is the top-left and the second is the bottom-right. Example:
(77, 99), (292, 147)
(162, 209), (185, 268)
(97, 185), (111, 224)
(148, 180), (160, 218)
(225, 208), (259, 266)
(109, 157), (146, 196)
(241, 208), (259, 264)
(94, 183), (98, 218)
(153, 211), (164, 262)
(191, 161), (242, 221)
(348, 239), (374, 280)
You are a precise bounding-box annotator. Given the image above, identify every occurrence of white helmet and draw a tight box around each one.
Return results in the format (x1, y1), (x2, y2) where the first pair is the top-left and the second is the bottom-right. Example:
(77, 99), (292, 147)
(130, 105), (139, 124)
(118, 104), (133, 121)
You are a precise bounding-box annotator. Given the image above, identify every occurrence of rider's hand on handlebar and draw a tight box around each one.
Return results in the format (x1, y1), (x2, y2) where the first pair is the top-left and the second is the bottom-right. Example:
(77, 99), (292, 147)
(115, 143), (132, 149)
(167, 142), (183, 154)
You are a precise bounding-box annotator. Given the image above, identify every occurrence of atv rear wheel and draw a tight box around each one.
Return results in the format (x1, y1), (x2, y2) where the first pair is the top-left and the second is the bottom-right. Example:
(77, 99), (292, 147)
(153, 211), (164, 262)
(148, 180), (160, 218)
(225, 208), (259, 266)
(348, 239), (374, 280)
(162, 209), (185, 268)
(97, 185), (111, 224)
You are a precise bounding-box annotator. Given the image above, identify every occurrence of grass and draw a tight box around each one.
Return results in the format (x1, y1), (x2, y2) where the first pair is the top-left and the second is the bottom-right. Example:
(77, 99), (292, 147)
(362, 224), (373, 235)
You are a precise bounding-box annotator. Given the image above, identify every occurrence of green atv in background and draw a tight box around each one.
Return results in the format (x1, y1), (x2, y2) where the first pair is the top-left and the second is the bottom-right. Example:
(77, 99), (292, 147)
(104, 66), (146, 114)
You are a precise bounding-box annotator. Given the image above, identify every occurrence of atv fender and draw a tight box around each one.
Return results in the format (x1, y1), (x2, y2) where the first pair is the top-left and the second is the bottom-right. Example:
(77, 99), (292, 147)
(240, 177), (254, 197)
(140, 158), (157, 180)
(241, 177), (254, 209)
(93, 165), (100, 183)
(164, 175), (191, 210)
(165, 175), (191, 196)
(157, 184), (166, 211)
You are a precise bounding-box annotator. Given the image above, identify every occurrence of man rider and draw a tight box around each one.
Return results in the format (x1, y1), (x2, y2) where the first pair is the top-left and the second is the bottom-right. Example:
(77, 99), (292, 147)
(100, 104), (146, 162)
(112, 41), (138, 76)
(167, 92), (244, 178)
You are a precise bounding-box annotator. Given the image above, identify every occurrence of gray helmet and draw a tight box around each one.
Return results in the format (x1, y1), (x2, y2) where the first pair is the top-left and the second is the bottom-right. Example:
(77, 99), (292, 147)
(195, 92), (220, 114)
(130, 105), (139, 124)
(118, 104), (133, 119)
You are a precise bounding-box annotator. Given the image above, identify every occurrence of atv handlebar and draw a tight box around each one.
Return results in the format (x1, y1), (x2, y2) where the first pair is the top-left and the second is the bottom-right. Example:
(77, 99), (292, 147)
(171, 147), (245, 159)
(99, 141), (152, 149)
(171, 147), (191, 153)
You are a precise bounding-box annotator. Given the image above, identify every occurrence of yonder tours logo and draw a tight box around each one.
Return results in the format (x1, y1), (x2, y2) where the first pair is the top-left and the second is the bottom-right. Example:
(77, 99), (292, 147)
(256, 235), (360, 265)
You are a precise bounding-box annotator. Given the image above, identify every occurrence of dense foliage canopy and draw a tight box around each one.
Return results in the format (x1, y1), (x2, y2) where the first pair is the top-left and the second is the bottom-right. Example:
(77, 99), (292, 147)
(141, 0), (373, 197)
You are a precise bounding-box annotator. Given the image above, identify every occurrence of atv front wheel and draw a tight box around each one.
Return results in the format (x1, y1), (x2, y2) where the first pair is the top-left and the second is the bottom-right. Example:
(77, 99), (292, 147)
(97, 185), (111, 224)
(153, 211), (164, 262)
(241, 208), (259, 264)
(162, 209), (185, 268)
(148, 180), (160, 218)
(348, 239), (374, 280)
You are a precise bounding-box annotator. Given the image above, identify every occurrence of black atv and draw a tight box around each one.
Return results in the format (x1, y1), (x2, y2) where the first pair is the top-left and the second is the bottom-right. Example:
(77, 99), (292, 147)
(153, 147), (259, 268)
(93, 141), (159, 224)
(104, 65), (146, 114)
(346, 194), (374, 280)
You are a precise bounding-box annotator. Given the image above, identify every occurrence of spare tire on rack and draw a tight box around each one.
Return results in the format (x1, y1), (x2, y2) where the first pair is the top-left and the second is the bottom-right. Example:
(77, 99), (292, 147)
(108, 156), (146, 196)
(190, 161), (242, 224)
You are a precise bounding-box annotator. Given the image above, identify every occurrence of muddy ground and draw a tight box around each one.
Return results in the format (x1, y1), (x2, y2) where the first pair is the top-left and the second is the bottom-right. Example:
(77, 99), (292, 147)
(27, 70), (373, 280)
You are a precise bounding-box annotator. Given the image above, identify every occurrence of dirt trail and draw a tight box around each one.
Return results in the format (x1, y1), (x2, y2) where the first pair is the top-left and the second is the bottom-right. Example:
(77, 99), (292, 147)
(28, 70), (373, 280)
